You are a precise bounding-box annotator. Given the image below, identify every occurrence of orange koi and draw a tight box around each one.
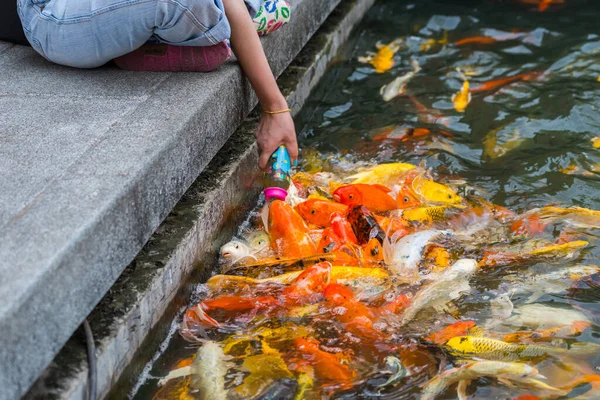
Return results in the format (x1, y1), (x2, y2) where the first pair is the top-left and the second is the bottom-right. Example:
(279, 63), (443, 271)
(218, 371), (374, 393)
(471, 71), (542, 94)
(424, 320), (478, 345)
(454, 36), (498, 46)
(333, 184), (398, 212)
(510, 214), (546, 237)
(318, 227), (343, 253)
(200, 295), (278, 312)
(269, 200), (317, 258)
(282, 262), (331, 305)
(293, 337), (356, 383)
(513, 395), (542, 400)
(362, 237), (385, 263)
(324, 283), (382, 339)
(296, 199), (349, 227)
(503, 321), (592, 343)
(407, 95), (452, 127)
(396, 184), (422, 209)
(330, 212), (358, 244)
(380, 293), (411, 314)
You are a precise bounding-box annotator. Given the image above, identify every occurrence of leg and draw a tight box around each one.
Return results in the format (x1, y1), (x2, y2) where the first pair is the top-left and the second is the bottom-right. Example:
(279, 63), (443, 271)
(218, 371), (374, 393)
(18, 0), (234, 69)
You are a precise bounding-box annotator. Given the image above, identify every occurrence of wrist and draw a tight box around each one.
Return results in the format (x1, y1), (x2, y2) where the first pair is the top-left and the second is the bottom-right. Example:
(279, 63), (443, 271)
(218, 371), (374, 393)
(260, 94), (288, 111)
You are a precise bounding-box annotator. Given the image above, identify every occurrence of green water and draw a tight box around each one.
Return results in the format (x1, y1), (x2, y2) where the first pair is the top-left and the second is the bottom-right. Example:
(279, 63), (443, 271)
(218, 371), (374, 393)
(133, 0), (600, 398)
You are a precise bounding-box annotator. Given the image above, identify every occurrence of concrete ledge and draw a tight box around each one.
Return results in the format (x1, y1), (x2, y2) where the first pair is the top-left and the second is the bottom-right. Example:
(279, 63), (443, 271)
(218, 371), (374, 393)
(0, 0), (344, 398)
(23, 0), (375, 398)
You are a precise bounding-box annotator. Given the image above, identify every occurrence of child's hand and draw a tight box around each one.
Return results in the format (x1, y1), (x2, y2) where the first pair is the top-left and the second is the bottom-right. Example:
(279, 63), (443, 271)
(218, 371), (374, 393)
(255, 112), (298, 169)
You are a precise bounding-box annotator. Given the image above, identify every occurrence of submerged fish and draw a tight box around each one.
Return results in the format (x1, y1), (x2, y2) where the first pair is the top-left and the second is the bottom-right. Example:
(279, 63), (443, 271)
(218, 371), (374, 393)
(158, 341), (232, 400)
(380, 59), (421, 102)
(452, 79), (471, 112)
(454, 35), (498, 46)
(524, 206), (600, 229)
(358, 38), (404, 74)
(400, 259), (478, 325)
(471, 71), (542, 93)
(505, 265), (600, 303)
(425, 320), (480, 345)
(501, 303), (591, 331)
(422, 360), (545, 400)
(378, 356), (410, 388)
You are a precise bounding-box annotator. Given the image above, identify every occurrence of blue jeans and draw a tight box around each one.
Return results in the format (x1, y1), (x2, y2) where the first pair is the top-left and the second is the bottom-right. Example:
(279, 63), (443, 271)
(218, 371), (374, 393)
(17, 0), (260, 68)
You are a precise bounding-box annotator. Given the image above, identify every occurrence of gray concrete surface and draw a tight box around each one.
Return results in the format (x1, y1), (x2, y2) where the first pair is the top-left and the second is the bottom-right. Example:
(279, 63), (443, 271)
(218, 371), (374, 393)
(0, 0), (343, 398)
(24, 0), (375, 397)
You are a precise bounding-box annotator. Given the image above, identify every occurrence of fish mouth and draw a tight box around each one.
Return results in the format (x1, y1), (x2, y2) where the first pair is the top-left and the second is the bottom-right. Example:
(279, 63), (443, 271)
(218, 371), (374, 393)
(333, 194), (341, 202)
(221, 251), (232, 258)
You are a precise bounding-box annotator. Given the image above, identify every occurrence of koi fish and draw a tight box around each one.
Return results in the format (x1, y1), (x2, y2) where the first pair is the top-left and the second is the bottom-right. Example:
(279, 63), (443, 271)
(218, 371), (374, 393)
(420, 31), (448, 51)
(444, 336), (568, 361)
(268, 200), (317, 258)
(452, 79), (471, 112)
(403, 170), (463, 205)
(206, 266), (389, 290)
(383, 229), (451, 277)
(330, 212), (358, 244)
(400, 259), (478, 325)
(422, 360), (545, 400)
(500, 303), (591, 331)
(470, 71), (542, 94)
(282, 262), (332, 305)
(158, 341), (232, 400)
(402, 205), (463, 224)
(454, 36), (498, 46)
(292, 337), (356, 383)
(503, 321), (592, 343)
(324, 283), (382, 339)
(219, 240), (258, 265)
(407, 95), (452, 127)
(523, 206), (600, 229)
(334, 184), (397, 213)
(424, 320), (479, 345)
(395, 185), (422, 209)
(380, 59), (421, 101)
(346, 205), (386, 245)
(295, 198), (349, 227)
(358, 38), (404, 74)
(344, 163), (416, 186)
(480, 240), (589, 268)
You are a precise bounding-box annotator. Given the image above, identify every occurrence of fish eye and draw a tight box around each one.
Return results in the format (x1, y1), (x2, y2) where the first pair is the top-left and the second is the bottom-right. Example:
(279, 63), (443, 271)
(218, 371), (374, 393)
(235, 245), (239, 249)
(404, 196), (410, 203)
(448, 194), (452, 199)
(310, 209), (316, 214)
(349, 194), (354, 199)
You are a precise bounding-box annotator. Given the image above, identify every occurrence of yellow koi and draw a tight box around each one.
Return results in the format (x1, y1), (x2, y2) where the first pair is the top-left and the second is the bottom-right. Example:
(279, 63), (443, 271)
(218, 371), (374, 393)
(358, 38), (404, 73)
(345, 163), (416, 186)
(403, 205), (465, 223)
(411, 174), (463, 205)
(452, 80), (471, 112)
(207, 266), (390, 290)
(445, 336), (567, 362)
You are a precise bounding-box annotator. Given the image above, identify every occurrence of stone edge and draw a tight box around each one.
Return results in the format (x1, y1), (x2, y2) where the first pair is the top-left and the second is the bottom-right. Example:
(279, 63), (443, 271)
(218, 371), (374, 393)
(25, 0), (375, 398)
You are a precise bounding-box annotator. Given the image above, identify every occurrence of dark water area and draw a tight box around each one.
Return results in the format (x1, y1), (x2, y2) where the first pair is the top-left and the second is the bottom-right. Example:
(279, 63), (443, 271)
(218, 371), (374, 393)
(133, 0), (600, 399)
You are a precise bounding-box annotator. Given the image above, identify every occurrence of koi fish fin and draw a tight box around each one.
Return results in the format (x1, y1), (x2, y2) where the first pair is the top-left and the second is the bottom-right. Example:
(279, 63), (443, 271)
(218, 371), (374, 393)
(157, 366), (193, 387)
(358, 56), (372, 63)
(410, 58), (421, 73)
(457, 380), (470, 400)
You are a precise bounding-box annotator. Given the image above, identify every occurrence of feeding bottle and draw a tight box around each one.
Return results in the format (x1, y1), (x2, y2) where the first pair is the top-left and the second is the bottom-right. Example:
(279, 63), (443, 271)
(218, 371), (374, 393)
(263, 145), (292, 201)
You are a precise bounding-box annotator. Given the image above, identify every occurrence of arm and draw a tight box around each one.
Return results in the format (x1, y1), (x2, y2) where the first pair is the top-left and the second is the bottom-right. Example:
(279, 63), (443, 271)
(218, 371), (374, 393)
(222, 0), (298, 168)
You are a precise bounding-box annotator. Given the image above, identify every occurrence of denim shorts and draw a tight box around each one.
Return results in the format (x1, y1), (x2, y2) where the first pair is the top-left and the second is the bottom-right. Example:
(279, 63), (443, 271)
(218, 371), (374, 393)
(17, 0), (260, 68)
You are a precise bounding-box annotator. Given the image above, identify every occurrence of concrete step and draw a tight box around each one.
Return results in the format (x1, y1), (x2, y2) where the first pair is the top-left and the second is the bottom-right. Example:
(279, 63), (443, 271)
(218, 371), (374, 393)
(23, 0), (376, 398)
(0, 0), (349, 398)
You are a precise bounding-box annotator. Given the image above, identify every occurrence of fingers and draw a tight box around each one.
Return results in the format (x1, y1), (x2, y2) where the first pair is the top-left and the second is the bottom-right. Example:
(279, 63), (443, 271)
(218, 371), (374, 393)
(258, 148), (271, 169)
(284, 132), (299, 166)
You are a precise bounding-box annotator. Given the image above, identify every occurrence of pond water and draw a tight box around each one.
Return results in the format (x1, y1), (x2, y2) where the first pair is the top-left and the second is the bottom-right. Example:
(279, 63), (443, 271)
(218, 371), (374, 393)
(133, 0), (600, 399)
